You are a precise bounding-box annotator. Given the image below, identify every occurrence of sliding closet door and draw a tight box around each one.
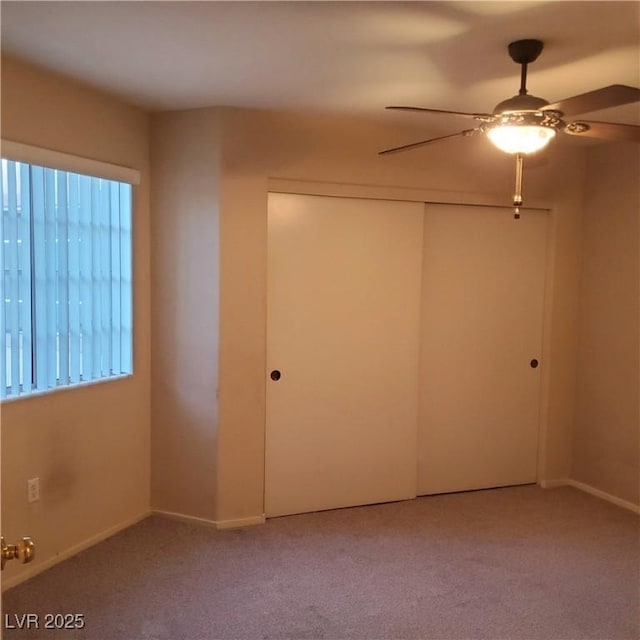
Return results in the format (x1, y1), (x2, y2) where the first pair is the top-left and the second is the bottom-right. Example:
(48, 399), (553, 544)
(265, 193), (423, 518)
(418, 204), (548, 495)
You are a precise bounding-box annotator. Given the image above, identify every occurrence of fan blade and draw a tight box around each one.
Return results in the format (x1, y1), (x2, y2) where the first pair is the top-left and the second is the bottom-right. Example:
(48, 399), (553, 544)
(386, 106), (494, 120)
(564, 120), (640, 142)
(378, 129), (477, 156)
(544, 85), (640, 117)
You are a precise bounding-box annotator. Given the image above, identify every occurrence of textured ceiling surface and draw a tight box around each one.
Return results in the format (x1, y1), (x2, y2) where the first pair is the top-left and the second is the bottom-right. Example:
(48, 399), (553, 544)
(1, 1), (639, 127)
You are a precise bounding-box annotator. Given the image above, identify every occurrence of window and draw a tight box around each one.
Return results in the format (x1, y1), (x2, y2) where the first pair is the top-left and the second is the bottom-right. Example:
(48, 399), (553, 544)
(1, 156), (133, 399)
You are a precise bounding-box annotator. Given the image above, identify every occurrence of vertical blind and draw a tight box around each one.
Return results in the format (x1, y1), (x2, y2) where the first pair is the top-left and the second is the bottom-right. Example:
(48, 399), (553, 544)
(1, 159), (133, 398)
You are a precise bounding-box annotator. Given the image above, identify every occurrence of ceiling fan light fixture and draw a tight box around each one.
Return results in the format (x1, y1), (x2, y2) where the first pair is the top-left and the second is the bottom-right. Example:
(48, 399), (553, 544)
(487, 123), (556, 154)
(380, 36), (640, 160)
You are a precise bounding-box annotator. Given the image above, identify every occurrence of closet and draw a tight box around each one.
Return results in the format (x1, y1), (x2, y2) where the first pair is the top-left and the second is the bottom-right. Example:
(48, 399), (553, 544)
(265, 193), (547, 517)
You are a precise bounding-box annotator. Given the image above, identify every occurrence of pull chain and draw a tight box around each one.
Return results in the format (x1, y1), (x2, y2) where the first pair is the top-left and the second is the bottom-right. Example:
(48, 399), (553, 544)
(513, 153), (524, 219)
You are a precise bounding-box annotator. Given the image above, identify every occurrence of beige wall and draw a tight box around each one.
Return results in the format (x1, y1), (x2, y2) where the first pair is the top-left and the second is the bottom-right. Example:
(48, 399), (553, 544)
(540, 163), (587, 482)
(150, 110), (221, 520)
(572, 142), (640, 505)
(1, 55), (151, 586)
(217, 169), (268, 523)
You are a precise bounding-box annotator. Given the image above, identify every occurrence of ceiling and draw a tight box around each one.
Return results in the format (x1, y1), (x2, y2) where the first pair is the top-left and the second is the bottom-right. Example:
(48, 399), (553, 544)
(1, 1), (639, 128)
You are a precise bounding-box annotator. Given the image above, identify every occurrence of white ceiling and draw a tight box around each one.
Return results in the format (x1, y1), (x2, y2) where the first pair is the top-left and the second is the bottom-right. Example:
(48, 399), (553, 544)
(1, 1), (639, 126)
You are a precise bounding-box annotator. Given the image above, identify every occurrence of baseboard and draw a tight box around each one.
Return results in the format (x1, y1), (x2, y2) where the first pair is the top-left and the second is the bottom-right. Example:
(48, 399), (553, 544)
(538, 478), (569, 489)
(152, 509), (217, 527)
(152, 509), (265, 530)
(216, 515), (265, 530)
(565, 479), (640, 514)
(2, 510), (151, 592)
(540, 478), (640, 514)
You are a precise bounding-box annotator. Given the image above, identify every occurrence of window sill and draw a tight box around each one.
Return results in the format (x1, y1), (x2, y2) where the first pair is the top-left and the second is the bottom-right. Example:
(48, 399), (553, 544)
(1, 373), (134, 405)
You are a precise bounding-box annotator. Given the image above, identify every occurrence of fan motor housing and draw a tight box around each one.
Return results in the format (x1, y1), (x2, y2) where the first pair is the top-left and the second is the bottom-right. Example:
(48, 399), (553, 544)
(483, 110), (565, 135)
(493, 93), (549, 114)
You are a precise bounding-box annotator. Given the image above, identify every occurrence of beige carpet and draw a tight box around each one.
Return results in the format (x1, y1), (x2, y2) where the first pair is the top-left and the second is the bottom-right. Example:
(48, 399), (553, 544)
(3, 485), (639, 640)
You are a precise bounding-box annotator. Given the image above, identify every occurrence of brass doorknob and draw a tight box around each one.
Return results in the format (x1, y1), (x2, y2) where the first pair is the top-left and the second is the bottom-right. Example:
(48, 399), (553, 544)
(1, 536), (35, 571)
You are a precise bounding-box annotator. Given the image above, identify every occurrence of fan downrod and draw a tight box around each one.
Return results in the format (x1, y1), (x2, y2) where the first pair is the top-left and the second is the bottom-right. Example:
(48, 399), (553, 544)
(508, 39), (544, 65)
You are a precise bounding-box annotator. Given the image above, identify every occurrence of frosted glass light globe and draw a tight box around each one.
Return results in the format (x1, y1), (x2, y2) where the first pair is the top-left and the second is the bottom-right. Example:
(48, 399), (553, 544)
(487, 125), (556, 154)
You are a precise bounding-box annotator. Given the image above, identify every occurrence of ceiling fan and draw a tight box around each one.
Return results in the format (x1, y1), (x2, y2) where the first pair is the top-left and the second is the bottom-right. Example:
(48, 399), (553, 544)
(379, 39), (640, 217)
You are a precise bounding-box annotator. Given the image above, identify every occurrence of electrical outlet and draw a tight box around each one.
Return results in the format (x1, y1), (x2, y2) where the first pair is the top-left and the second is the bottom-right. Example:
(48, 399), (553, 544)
(27, 477), (40, 503)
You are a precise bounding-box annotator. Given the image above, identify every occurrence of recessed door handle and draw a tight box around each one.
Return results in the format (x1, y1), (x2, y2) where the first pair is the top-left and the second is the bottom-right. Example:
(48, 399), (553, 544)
(530, 359), (539, 368)
(270, 370), (281, 381)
